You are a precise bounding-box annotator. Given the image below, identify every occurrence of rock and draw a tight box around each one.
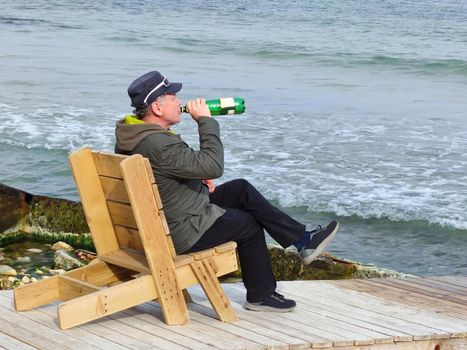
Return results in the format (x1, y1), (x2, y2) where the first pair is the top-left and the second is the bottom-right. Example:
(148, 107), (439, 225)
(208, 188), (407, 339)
(0, 256), (4, 261)
(27, 193), (89, 233)
(30, 277), (38, 283)
(51, 241), (74, 252)
(21, 276), (31, 283)
(27, 248), (42, 253)
(16, 256), (31, 263)
(76, 249), (97, 263)
(0, 183), (32, 232)
(54, 250), (83, 270)
(0, 265), (17, 276)
(47, 268), (66, 275)
(0, 277), (14, 290)
(223, 245), (409, 282)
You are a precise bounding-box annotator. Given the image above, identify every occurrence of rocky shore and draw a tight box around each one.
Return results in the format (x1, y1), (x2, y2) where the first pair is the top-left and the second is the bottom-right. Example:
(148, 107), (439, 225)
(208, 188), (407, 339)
(1, 182), (411, 290)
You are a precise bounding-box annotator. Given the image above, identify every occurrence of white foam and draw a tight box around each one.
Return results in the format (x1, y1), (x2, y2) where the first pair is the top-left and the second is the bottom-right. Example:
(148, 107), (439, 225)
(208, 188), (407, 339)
(1, 106), (466, 230)
(221, 111), (467, 230)
(0, 102), (116, 152)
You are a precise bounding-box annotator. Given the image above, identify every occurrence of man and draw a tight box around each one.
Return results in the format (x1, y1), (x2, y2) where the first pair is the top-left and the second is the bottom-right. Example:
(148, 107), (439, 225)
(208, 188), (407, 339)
(115, 70), (339, 312)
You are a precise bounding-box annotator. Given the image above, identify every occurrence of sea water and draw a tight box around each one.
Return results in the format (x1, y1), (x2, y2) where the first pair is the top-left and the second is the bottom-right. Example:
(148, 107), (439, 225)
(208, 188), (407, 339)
(1, 0), (466, 275)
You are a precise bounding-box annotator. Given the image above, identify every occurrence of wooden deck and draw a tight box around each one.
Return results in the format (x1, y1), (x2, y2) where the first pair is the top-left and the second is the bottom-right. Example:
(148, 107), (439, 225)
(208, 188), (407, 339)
(1, 276), (467, 349)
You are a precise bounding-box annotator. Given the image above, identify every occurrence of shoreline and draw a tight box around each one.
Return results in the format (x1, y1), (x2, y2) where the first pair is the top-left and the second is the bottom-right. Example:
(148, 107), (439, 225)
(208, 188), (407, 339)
(0, 181), (411, 288)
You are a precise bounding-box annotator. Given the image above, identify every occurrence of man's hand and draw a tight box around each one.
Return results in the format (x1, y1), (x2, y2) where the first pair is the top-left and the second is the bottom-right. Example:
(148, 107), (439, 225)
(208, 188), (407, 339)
(202, 179), (216, 193)
(186, 98), (211, 121)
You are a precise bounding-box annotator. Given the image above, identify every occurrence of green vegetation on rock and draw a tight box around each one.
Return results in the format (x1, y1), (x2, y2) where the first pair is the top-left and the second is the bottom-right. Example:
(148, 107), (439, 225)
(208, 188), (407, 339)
(28, 196), (88, 234)
(30, 232), (94, 251)
(0, 232), (27, 246)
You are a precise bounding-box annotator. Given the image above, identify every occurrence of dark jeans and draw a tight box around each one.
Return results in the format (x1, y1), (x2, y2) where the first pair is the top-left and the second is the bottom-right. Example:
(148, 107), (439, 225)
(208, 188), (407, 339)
(185, 179), (305, 302)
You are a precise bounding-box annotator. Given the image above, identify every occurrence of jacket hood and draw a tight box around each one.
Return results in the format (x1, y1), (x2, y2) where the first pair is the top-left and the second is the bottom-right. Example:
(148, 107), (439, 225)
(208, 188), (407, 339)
(115, 115), (173, 152)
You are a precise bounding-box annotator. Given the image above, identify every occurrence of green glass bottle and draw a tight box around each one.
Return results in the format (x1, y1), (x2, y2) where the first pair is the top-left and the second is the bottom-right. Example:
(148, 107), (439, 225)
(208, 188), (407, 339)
(180, 97), (245, 116)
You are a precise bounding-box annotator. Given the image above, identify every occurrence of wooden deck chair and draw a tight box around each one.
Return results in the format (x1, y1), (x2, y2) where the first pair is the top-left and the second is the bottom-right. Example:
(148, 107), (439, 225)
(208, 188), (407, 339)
(14, 147), (238, 329)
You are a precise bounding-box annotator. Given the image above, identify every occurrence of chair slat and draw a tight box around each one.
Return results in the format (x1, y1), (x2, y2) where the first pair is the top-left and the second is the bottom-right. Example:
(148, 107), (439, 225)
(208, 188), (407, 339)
(215, 241), (237, 254)
(120, 154), (190, 325)
(114, 225), (144, 252)
(158, 209), (171, 235)
(100, 176), (130, 204)
(100, 249), (150, 274)
(92, 151), (127, 179)
(152, 184), (164, 209)
(69, 148), (119, 256)
(107, 201), (138, 229)
(143, 158), (156, 184)
(189, 248), (215, 261)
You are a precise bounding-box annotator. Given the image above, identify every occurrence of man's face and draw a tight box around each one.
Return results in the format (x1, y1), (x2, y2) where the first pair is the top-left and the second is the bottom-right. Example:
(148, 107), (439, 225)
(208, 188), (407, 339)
(156, 93), (181, 127)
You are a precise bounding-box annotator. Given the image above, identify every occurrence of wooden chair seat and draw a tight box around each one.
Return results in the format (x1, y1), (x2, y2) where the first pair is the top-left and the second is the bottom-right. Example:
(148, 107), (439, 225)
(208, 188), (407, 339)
(14, 148), (239, 329)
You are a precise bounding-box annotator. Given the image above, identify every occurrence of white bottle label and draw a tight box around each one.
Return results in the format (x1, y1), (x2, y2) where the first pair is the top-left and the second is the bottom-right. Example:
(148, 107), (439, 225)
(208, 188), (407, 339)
(220, 97), (235, 109)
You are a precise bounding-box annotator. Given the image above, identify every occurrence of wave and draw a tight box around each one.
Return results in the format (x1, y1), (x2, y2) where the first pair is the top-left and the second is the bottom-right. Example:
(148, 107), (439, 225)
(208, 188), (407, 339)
(245, 49), (467, 76)
(1, 104), (466, 232)
(262, 179), (467, 231)
(0, 103), (116, 152)
(358, 55), (467, 75)
(322, 207), (467, 232)
(275, 203), (467, 233)
(0, 16), (49, 26)
(0, 16), (83, 30)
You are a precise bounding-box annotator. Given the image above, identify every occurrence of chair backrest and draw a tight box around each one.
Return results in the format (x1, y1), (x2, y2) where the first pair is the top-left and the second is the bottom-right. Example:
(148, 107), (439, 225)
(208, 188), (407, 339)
(70, 148), (189, 323)
(69, 148), (177, 261)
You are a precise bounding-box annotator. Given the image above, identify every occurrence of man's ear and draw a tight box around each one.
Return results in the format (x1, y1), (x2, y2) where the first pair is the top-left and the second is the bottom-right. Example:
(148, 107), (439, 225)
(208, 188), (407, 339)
(150, 102), (162, 117)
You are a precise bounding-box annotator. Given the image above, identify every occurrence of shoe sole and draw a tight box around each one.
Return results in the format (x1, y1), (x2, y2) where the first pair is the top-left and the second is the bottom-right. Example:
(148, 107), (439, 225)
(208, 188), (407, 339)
(301, 222), (339, 265)
(244, 302), (296, 313)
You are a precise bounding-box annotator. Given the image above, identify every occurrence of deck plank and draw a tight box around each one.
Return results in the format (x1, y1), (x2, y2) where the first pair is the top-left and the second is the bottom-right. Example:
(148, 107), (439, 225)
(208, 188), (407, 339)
(369, 278), (467, 305)
(1, 277), (467, 350)
(222, 284), (384, 346)
(0, 292), (149, 350)
(320, 280), (467, 336)
(0, 300), (96, 350)
(290, 280), (467, 338)
(133, 300), (265, 350)
(263, 284), (422, 341)
(273, 282), (441, 341)
(187, 287), (323, 348)
(0, 331), (37, 350)
(111, 308), (221, 350)
(138, 303), (290, 350)
(328, 278), (467, 320)
(429, 275), (467, 288)
(404, 277), (467, 296)
(217, 285), (350, 348)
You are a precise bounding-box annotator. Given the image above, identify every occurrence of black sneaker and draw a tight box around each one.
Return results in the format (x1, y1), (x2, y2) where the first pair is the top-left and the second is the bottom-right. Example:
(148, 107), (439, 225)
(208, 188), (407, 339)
(244, 292), (296, 312)
(299, 221), (339, 265)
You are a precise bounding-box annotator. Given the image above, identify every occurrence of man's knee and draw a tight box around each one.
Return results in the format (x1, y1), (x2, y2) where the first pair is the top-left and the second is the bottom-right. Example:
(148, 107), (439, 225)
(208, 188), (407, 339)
(230, 178), (252, 191)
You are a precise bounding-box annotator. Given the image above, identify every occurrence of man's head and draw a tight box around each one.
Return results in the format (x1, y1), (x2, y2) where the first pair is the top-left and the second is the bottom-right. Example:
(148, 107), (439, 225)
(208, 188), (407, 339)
(128, 71), (182, 128)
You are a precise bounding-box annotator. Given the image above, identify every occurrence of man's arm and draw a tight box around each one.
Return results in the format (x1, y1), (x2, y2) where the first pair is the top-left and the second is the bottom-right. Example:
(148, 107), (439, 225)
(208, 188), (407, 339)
(156, 98), (224, 180)
(157, 117), (224, 179)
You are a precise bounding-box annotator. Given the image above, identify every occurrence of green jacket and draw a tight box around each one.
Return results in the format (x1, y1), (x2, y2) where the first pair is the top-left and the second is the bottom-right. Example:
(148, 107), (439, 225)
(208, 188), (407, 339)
(114, 116), (225, 253)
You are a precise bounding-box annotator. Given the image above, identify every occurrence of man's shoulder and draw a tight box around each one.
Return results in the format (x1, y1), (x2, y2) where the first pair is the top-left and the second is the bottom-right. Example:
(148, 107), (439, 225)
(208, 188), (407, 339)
(138, 131), (184, 150)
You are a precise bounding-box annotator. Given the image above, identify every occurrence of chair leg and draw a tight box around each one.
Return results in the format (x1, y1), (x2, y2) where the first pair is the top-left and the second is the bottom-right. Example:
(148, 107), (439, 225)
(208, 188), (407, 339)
(190, 259), (238, 322)
(58, 275), (158, 329)
(14, 275), (60, 311)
